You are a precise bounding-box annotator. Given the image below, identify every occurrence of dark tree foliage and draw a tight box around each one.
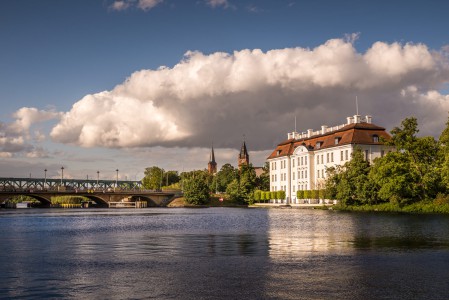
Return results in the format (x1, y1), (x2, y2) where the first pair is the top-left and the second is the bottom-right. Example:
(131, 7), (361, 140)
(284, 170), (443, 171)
(183, 172), (210, 205)
(215, 163), (238, 193)
(255, 162), (270, 191)
(226, 164), (257, 204)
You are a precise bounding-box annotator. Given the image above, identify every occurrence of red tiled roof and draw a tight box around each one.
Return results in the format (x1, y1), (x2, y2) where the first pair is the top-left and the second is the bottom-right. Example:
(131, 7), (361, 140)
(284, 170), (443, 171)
(267, 122), (391, 159)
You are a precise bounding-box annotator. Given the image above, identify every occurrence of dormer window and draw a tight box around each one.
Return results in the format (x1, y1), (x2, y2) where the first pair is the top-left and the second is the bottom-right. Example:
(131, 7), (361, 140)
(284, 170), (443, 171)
(277, 150), (281, 155)
(334, 137), (341, 145)
(373, 135), (379, 143)
(316, 142), (322, 149)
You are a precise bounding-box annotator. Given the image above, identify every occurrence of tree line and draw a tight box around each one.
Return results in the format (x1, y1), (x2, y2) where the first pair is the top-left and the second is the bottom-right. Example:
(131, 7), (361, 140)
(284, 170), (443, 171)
(325, 116), (449, 207)
(141, 163), (270, 205)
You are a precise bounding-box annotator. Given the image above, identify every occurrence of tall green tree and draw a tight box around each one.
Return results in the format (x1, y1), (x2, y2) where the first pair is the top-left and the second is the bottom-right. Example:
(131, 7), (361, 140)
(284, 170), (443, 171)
(216, 163), (238, 192)
(142, 166), (164, 190)
(333, 148), (372, 205)
(387, 117), (441, 200)
(226, 164), (257, 204)
(183, 172), (210, 205)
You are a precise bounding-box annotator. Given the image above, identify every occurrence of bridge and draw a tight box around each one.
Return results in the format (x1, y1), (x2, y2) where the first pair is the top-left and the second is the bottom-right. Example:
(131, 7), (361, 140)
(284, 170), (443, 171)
(0, 177), (182, 207)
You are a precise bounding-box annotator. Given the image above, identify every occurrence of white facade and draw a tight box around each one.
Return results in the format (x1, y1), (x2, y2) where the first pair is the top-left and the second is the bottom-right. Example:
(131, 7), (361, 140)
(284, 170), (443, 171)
(267, 115), (391, 204)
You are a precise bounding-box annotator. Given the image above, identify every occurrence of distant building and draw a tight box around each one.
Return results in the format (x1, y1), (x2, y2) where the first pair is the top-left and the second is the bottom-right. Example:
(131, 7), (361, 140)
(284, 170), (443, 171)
(208, 145), (217, 174)
(267, 115), (392, 204)
(238, 140), (249, 168)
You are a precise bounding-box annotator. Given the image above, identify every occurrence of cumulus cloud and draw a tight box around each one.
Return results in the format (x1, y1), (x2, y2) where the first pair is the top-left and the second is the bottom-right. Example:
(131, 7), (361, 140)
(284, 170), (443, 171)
(0, 108), (60, 157)
(50, 39), (449, 151)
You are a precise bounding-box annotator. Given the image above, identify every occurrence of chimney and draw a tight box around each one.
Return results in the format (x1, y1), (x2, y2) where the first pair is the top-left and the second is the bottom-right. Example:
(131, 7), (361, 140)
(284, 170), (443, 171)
(307, 129), (313, 138)
(321, 125), (328, 134)
(353, 114), (361, 123)
(365, 115), (372, 124)
(347, 117), (353, 124)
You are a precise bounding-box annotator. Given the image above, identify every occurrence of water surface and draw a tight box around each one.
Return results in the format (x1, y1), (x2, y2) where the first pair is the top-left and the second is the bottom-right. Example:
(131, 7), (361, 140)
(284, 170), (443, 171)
(1, 208), (448, 299)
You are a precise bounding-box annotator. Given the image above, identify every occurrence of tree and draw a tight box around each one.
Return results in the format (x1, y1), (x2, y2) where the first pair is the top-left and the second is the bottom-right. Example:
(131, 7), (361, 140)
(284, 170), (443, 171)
(183, 172), (210, 205)
(142, 166), (164, 190)
(216, 164), (238, 192)
(388, 117), (441, 200)
(225, 164), (257, 204)
(334, 148), (371, 205)
(369, 152), (419, 205)
(255, 162), (270, 191)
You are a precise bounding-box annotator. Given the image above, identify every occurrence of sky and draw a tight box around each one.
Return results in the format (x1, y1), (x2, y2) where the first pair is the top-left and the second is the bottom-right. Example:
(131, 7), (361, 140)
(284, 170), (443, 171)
(1, 0), (449, 181)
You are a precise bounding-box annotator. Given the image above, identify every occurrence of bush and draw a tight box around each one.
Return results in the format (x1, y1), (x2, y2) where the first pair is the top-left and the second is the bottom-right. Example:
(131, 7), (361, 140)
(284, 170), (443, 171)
(277, 190), (286, 200)
(254, 190), (261, 202)
(270, 191), (277, 199)
(304, 190), (312, 199)
(311, 190), (319, 199)
(297, 190), (304, 199)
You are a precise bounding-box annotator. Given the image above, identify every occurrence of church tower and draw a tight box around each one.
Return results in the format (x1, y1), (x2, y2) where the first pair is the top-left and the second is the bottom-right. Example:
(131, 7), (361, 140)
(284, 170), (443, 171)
(238, 139), (249, 168)
(208, 145), (217, 174)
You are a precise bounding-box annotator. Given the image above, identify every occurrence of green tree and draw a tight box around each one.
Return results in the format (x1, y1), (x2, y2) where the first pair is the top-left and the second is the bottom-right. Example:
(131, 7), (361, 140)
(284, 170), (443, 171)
(388, 117), (441, 200)
(183, 172), (210, 205)
(335, 148), (371, 205)
(216, 163), (238, 192)
(369, 151), (419, 205)
(142, 166), (164, 190)
(226, 164), (257, 204)
(255, 162), (270, 191)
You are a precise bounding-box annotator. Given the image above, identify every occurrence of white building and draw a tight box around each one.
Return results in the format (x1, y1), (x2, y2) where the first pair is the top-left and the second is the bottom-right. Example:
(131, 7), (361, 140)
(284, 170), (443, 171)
(267, 115), (392, 204)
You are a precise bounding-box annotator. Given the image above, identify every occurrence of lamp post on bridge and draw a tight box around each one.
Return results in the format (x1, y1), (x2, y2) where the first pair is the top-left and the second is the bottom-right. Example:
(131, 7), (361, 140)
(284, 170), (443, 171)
(44, 169), (47, 190)
(116, 169), (119, 189)
(61, 167), (64, 186)
(97, 171), (99, 189)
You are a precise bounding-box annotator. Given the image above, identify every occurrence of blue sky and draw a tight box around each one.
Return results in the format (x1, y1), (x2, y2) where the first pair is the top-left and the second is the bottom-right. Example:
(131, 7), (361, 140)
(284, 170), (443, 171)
(1, 0), (449, 180)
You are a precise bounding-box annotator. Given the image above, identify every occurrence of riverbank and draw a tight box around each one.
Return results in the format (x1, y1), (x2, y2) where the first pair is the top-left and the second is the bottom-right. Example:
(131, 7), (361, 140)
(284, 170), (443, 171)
(333, 202), (449, 214)
(167, 197), (247, 208)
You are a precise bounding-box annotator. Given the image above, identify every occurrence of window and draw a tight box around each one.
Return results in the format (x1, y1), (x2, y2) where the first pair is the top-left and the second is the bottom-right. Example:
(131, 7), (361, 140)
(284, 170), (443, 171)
(341, 150), (343, 161)
(316, 142), (321, 149)
(293, 186), (296, 193)
(317, 170), (320, 178)
(365, 150), (369, 160)
(297, 157), (300, 166)
(321, 155), (324, 164)
(345, 150), (349, 160)
(277, 150), (281, 156)
(335, 137), (340, 145)
(275, 174), (277, 182)
(293, 172), (295, 180)
(373, 135), (379, 143)
(327, 153), (329, 163)
(305, 156), (307, 165)
(301, 157), (304, 166)
(331, 152), (334, 162)
(381, 150), (385, 157)
(305, 171), (307, 179)
(298, 171), (300, 179)
(322, 169), (324, 178)
(317, 155), (320, 164)
(301, 171), (304, 179)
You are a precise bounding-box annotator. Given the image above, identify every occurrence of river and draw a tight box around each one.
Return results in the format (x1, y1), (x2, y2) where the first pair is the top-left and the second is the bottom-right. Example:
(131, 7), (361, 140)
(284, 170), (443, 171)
(1, 208), (448, 299)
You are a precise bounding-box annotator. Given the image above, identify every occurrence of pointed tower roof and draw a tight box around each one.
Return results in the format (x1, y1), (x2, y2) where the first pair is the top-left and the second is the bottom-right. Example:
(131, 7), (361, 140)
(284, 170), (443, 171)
(209, 144), (216, 163)
(239, 141), (248, 159)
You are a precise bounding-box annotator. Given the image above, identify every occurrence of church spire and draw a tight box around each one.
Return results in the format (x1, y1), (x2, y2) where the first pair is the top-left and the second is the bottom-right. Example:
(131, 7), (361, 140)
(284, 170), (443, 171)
(238, 137), (249, 168)
(208, 144), (217, 174)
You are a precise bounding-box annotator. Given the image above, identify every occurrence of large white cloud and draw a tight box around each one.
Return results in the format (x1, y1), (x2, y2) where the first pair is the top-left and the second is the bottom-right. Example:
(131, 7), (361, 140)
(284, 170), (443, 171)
(50, 39), (449, 151)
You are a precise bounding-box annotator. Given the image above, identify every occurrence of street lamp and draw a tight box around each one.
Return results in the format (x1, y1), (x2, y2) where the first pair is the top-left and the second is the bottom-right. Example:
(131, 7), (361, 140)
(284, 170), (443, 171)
(44, 169), (47, 189)
(116, 169), (119, 188)
(97, 171), (100, 188)
(61, 167), (64, 186)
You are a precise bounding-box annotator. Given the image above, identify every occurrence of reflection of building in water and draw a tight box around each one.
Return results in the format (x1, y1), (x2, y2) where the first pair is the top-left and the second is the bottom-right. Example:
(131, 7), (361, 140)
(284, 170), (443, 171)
(266, 210), (357, 257)
(267, 115), (392, 203)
